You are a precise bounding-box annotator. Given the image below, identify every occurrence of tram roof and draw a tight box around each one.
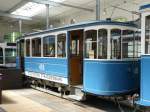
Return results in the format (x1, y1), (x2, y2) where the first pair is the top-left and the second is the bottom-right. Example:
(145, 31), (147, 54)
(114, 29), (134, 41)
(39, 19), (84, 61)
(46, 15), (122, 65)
(139, 4), (150, 10)
(22, 20), (137, 38)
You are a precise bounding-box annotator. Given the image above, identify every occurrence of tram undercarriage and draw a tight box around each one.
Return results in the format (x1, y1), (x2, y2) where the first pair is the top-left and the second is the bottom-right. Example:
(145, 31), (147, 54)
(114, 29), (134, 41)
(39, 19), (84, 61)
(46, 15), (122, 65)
(26, 76), (85, 101)
(24, 75), (144, 112)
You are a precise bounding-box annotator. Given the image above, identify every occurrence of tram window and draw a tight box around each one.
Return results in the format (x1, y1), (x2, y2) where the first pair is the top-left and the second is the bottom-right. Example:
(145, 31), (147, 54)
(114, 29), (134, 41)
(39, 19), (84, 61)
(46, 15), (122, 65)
(5, 48), (16, 63)
(111, 29), (121, 59)
(85, 30), (97, 59)
(20, 40), (25, 57)
(26, 39), (30, 57)
(43, 35), (55, 57)
(122, 30), (134, 58)
(145, 15), (150, 54)
(57, 34), (66, 57)
(98, 29), (107, 59)
(32, 38), (41, 57)
(0, 47), (3, 64)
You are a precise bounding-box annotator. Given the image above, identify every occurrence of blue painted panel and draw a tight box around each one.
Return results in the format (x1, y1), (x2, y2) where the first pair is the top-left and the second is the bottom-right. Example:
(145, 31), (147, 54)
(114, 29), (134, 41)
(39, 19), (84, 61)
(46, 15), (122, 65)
(25, 57), (68, 78)
(83, 60), (140, 96)
(16, 56), (20, 69)
(138, 55), (150, 106)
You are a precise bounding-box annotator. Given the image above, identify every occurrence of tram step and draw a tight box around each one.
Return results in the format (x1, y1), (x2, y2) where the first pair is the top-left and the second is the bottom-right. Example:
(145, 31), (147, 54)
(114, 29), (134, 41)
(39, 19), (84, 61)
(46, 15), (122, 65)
(68, 94), (85, 101)
(68, 86), (85, 101)
(70, 85), (83, 95)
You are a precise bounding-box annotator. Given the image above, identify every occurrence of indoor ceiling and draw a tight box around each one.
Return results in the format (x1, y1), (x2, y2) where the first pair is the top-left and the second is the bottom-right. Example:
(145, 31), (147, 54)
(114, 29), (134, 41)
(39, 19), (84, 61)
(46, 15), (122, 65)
(0, 0), (149, 29)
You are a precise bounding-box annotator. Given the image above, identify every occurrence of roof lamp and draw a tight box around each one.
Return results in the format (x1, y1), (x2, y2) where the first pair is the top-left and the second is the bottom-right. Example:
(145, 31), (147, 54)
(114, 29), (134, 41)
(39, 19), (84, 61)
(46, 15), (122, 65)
(51, 0), (65, 2)
(11, 2), (45, 17)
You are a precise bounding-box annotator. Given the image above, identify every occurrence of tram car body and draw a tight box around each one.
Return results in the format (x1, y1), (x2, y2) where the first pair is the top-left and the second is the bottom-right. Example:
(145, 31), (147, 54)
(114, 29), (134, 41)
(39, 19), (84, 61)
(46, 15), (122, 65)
(137, 4), (150, 106)
(17, 20), (140, 97)
(0, 43), (16, 68)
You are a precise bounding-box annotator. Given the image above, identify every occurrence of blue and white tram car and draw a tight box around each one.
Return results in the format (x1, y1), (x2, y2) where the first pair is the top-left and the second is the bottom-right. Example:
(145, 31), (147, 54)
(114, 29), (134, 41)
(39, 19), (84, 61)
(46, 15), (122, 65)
(137, 4), (150, 107)
(17, 20), (140, 97)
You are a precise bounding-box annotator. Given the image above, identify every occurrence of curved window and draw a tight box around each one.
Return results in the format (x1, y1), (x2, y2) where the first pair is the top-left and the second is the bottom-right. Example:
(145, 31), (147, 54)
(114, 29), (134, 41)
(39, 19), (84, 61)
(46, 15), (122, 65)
(43, 35), (55, 57)
(145, 15), (150, 54)
(32, 38), (41, 57)
(57, 34), (66, 57)
(122, 30), (134, 58)
(85, 30), (97, 59)
(111, 29), (121, 59)
(0, 47), (3, 64)
(98, 29), (107, 59)
(26, 39), (30, 57)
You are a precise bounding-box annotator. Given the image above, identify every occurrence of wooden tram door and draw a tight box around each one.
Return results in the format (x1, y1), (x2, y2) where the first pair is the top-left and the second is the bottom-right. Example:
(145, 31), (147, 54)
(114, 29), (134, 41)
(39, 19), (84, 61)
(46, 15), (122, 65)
(69, 30), (83, 85)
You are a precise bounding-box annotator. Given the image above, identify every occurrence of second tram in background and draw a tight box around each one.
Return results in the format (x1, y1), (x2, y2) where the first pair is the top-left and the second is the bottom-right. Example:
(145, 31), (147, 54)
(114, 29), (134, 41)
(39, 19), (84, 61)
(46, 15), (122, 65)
(0, 32), (20, 68)
(0, 43), (16, 68)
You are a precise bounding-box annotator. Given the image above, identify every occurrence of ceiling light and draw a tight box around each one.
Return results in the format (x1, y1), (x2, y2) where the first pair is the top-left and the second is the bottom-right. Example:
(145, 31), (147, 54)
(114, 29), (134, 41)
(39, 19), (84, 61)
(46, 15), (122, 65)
(50, 0), (65, 3)
(11, 2), (45, 17)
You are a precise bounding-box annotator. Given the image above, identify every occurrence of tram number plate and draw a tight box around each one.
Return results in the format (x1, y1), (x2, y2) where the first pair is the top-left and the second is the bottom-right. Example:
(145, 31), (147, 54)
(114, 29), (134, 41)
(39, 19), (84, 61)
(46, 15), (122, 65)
(25, 71), (68, 85)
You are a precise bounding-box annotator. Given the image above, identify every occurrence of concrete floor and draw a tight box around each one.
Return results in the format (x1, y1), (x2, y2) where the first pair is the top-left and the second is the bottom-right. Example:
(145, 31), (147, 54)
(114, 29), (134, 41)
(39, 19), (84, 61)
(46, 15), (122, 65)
(0, 89), (139, 112)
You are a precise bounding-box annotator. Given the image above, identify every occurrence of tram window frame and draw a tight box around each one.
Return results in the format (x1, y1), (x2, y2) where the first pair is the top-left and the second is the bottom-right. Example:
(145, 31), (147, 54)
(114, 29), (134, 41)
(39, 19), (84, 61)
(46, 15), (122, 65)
(134, 31), (141, 58)
(43, 35), (55, 57)
(145, 15), (150, 54)
(98, 29), (107, 59)
(32, 38), (41, 57)
(85, 30), (97, 59)
(111, 29), (121, 59)
(26, 39), (30, 57)
(122, 30), (134, 59)
(57, 33), (66, 58)
(20, 39), (25, 57)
